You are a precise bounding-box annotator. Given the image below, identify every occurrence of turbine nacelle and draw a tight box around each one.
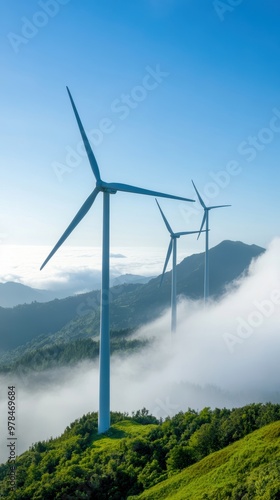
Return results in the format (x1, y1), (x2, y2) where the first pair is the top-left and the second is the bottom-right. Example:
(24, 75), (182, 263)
(98, 182), (117, 194)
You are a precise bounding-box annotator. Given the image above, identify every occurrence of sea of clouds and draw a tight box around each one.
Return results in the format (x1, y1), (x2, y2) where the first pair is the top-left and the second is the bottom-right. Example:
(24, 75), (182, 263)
(0, 239), (280, 464)
(0, 245), (188, 293)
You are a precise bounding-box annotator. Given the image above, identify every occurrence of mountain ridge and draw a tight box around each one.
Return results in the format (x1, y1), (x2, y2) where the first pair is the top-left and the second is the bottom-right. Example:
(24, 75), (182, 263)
(0, 273), (153, 308)
(0, 240), (265, 353)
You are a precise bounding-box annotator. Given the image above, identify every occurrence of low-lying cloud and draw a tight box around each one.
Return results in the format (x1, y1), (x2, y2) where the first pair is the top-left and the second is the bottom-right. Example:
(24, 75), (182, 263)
(1, 238), (280, 464)
(0, 245), (179, 294)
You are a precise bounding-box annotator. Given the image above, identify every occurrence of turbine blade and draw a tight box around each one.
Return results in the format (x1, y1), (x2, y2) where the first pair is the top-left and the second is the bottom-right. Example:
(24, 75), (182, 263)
(191, 180), (206, 209)
(197, 212), (207, 240)
(104, 182), (195, 202)
(155, 199), (174, 235)
(209, 204), (231, 209)
(66, 87), (101, 182)
(40, 188), (100, 270)
(176, 230), (206, 237)
(160, 240), (173, 286)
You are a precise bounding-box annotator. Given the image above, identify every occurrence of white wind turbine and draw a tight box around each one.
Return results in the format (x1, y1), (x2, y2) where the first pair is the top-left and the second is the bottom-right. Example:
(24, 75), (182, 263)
(40, 87), (195, 434)
(156, 199), (202, 333)
(191, 180), (231, 303)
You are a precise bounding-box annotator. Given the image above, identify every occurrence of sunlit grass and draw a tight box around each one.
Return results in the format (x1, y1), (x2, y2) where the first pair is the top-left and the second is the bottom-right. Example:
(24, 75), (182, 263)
(132, 421), (280, 499)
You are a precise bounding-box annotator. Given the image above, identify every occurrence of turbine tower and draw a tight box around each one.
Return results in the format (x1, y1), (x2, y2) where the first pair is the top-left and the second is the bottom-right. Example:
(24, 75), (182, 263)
(156, 199), (202, 333)
(40, 87), (195, 434)
(191, 180), (231, 303)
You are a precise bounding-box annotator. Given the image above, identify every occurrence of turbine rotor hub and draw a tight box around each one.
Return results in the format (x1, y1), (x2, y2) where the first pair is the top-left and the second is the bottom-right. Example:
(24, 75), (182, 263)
(104, 188), (117, 194)
(96, 181), (117, 194)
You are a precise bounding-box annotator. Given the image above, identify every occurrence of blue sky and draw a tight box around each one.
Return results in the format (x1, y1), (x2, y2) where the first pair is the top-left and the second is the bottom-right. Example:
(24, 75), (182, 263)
(1, 0), (280, 258)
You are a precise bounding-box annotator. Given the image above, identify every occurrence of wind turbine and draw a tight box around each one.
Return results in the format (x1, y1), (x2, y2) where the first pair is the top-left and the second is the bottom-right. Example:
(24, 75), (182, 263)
(40, 87), (195, 434)
(191, 180), (231, 303)
(156, 199), (202, 333)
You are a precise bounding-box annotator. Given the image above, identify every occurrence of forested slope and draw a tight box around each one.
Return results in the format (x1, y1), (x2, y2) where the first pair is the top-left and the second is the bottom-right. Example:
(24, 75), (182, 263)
(0, 403), (279, 499)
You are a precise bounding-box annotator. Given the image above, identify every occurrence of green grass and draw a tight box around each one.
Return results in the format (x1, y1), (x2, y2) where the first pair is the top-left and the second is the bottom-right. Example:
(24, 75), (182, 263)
(90, 420), (157, 449)
(1, 407), (280, 499)
(131, 421), (280, 500)
(0, 419), (158, 499)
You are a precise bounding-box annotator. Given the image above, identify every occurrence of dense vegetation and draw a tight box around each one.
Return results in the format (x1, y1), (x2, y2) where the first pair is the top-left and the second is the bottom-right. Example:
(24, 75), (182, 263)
(0, 329), (149, 375)
(1, 403), (280, 499)
(135, 421), (280, 499)
(0, 284), (141, 351)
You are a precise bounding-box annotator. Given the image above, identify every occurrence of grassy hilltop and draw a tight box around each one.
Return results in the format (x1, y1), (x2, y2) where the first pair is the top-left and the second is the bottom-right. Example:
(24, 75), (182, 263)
(1, 403), (280, 499)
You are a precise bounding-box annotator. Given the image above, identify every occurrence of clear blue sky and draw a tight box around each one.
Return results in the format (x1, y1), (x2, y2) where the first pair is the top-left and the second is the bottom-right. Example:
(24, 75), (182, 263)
(1, 0), (280, 254)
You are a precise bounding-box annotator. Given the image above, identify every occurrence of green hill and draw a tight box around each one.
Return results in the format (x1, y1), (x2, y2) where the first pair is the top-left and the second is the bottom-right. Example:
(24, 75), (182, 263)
(1, 403), (280, 499)
(133, 422), (280, 500)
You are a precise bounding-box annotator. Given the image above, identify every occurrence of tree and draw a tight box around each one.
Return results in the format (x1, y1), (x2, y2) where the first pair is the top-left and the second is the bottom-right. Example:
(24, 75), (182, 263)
(166, 445), (195, 474)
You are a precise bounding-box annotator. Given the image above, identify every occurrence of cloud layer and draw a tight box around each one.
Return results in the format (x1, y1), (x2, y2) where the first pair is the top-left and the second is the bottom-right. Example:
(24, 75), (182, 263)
(0, 245), (188, 292)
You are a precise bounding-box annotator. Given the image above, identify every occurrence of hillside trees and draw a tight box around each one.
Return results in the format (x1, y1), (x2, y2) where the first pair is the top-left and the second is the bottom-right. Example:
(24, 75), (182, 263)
(0, 403), (280, 499)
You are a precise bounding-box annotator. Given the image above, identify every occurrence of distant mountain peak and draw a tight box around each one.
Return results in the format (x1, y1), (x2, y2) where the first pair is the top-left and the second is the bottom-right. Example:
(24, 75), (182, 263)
(214, 240), (265, 251)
